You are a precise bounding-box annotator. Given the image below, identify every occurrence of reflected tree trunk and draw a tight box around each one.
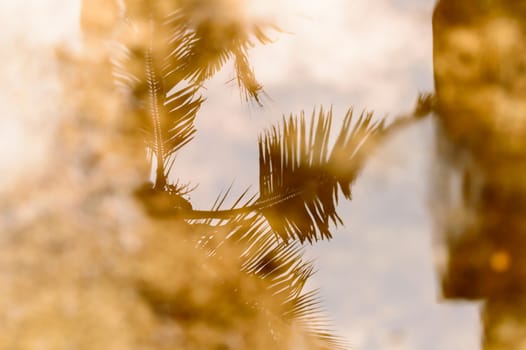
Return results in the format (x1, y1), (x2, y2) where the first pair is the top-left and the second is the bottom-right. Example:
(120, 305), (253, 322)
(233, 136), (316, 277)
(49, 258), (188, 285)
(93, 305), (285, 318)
(432, 0), (526, 348)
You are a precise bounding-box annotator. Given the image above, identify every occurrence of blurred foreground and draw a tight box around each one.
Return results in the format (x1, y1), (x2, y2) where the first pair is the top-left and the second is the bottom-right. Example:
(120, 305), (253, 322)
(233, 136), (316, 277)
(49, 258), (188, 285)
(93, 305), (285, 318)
(432, 1), (526, 349)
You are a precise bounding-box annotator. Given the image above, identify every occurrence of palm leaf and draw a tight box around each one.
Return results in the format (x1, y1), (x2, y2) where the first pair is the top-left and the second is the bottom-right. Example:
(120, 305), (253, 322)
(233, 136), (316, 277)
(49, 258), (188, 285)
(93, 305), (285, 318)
(179, 96), (433, 236)
(237, 217), (345, 349)
(138, 48), (204, 189)
(258, 108), (384, 243)
(164, 7), (274, 103)
(192, 211), (344, 349)
(183, 185), (344, 349)
(109, 14), (204, 190)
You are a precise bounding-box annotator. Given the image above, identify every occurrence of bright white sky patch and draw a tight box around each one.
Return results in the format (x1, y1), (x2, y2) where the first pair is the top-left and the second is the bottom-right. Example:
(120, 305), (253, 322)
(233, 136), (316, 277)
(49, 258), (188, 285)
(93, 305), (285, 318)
(0, 0), (81, 190)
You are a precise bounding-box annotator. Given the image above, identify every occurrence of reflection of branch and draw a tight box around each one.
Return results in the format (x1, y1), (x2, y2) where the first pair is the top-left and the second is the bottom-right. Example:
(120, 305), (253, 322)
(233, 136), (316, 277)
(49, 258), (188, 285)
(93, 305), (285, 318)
(379, 93), (434, 136)
(134, 185), (298, 219)
(181, 193), (300, 219)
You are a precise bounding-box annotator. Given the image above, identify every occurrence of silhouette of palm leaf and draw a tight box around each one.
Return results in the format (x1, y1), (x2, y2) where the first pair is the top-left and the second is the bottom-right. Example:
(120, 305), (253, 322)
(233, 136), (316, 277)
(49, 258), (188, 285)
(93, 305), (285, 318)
(183, 185), (344, 348)
(109, 13), (204, 189)
(240, 218), (345, 348)
(180, 97), (433, 231)
(258, 108), (384, 243)
(191, 210), (344, 348)
(164, 7), (275, 104)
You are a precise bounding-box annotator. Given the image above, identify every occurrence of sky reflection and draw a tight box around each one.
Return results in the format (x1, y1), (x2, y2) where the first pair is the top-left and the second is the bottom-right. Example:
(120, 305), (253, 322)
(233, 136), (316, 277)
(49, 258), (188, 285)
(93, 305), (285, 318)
(2, 0), (482, 349)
